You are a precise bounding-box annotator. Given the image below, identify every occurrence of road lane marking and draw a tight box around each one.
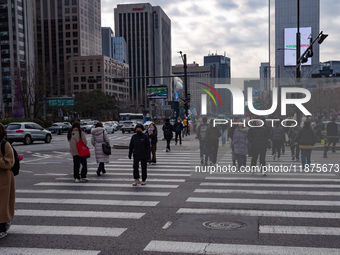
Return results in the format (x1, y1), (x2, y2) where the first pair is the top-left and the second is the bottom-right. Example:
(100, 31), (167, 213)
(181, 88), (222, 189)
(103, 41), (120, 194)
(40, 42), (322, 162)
(194, 189), (340, 196)
(200, 182), (340, 188)
(35, 182), (179, 188)
(55, 177), (186, 182)
(0, 248), (100, 255)
(260, 225), (340, 235)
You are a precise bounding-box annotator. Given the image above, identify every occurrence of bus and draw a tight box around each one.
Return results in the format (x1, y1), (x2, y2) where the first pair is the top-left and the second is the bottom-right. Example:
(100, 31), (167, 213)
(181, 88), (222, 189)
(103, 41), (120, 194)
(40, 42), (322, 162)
(119, 113), (144, 123)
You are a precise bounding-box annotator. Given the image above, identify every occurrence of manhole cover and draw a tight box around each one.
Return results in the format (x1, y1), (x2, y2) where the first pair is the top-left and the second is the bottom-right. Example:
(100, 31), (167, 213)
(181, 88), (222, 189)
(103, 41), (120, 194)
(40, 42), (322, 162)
(203, 221), (247, 230)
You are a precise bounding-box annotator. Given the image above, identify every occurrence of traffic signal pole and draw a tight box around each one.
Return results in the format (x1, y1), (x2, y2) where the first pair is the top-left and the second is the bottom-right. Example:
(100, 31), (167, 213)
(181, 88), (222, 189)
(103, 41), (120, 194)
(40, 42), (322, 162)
(183, 54), (189, 117)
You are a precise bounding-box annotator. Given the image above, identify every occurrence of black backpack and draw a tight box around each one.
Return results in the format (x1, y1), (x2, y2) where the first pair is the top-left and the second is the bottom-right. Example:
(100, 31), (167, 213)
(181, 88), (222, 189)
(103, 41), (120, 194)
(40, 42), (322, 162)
(1, 140), (20, 176)
(164, 125), (173, 137)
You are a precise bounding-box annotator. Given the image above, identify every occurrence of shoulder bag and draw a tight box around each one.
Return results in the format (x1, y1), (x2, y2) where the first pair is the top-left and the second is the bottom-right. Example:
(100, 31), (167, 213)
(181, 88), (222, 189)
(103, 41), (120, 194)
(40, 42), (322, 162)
(102, 130), (111, 155)
(76, 131), (91, 157)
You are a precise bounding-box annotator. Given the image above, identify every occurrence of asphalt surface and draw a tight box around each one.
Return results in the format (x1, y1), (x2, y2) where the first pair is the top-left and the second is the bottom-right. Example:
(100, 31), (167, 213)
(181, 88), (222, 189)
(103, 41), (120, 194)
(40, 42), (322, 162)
(1, 129), (340, 255)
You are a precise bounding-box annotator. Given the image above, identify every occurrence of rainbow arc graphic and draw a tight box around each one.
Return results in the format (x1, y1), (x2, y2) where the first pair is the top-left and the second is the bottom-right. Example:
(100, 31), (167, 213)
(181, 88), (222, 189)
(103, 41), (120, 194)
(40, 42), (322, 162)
(198, 82), (222, 106)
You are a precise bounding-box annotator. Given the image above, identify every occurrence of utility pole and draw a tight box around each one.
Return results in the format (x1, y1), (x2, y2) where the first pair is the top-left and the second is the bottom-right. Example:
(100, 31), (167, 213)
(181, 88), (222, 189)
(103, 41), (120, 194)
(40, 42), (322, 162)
(296, 0), (301, 124)
(179, 51), (189, 117)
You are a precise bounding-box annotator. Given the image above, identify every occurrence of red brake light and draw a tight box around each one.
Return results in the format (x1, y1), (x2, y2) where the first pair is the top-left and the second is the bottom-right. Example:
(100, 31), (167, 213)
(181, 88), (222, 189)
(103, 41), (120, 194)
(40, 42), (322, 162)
(16, 130), (24, 133)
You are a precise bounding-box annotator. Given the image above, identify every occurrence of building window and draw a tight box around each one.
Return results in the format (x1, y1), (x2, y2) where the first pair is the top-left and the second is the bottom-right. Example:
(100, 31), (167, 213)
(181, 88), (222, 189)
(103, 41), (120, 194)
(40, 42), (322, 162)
(65, 0), (70, 5)
(72, 24), (77, 29)
(72, 7), (77, 13)
(73, 47), (78, 53)
(89, 84), (94, 89)
(66, 32), (70, 37)
(73, 32), (78, 37)
(66, 40), (71, 45)
(73, 77), (79, 82)
(105, 84), (108, 89)
(65, 8), (70, 14)
(109, 85), (111, 90)
(72, 16), (77, 21)
(65, 24), (70, 30)
(90, 66), (93, 72)
(74, 66), (77, 73)
(74, 84), (79, 90)
(73, 39), (78, 45)
(81, 84), (86, 90)
(66, 48), (71, 53)
(65, 16), (70, 22)
(97, 84), (102, 89)
(81, 76), (86, 82)
(82, 66), (85, 72)
(96, 76), (102, 81)
(72, 0), (76, 5)
(97, 66), (100, 72)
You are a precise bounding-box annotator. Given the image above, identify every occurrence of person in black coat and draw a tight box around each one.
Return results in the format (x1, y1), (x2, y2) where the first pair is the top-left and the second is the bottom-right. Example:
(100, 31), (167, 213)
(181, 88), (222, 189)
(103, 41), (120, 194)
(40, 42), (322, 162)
(162, 118), (174, 152)
(129, 124), (151, 186)
(146, 123), (158, 164)
(173, 118), (184, 145)
(327, 117), (339, 153)
(247, 120), (270, 175)
(295, 120), (316, 168)
(270, 122), (285, 160)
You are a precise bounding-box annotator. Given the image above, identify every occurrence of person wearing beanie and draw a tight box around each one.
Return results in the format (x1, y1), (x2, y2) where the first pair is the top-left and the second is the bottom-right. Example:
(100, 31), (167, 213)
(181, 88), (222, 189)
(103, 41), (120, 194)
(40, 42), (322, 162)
(128, 124), (150, 186)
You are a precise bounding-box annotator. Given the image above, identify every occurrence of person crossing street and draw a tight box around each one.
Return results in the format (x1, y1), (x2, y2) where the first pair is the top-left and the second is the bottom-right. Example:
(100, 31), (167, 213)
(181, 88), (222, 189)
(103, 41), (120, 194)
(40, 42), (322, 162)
(174, 118), (184, 145)
(162, 118), (174, 152)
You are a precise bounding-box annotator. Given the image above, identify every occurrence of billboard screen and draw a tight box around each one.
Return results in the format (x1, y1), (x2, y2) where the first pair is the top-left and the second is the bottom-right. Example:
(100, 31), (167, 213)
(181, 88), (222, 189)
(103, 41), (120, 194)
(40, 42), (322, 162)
(147, 85), (168, 99)
(284, 27), (312, 66)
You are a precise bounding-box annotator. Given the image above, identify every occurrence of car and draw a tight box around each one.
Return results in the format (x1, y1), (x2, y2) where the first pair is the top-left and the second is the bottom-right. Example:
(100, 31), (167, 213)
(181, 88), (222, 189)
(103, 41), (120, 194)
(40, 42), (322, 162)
(143, 121), (153, 130)
(112, 121), (119, 130)
(6, 122), (52, 145)
(81, 121), (95, 134)
(48, 122), (71, 135)
(121, 121), (136, 133)
(117, 121), (124, 130)
(103, 122), (115, 134)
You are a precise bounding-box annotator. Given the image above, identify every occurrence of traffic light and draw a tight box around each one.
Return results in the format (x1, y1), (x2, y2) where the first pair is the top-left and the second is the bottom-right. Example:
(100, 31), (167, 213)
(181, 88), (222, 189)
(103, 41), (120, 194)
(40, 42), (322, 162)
(113, 78), (125, 83)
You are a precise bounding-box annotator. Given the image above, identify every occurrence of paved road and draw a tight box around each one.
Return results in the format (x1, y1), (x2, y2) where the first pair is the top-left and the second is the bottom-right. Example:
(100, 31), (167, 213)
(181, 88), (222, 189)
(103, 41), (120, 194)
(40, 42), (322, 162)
(1, 131), (340, 255)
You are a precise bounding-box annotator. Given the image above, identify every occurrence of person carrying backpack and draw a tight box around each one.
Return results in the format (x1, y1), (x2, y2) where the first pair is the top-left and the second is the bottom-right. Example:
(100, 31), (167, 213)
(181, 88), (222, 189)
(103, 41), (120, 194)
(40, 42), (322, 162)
(197, 117), (209, 165)
(313, 116), (325, 140)
(0, 124), (15, 239)
(173, 118), (183, 145)
(162, 118), (174, 152)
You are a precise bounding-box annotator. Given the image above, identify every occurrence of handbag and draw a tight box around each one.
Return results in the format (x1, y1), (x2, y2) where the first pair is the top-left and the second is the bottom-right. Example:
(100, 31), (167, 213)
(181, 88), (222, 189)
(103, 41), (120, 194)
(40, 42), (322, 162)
(76, 131), (90, 157)
(102, 130), (111, 155)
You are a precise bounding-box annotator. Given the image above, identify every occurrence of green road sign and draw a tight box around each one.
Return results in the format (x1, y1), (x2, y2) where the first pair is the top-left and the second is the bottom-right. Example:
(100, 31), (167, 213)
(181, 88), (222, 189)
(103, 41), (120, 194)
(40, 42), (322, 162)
(49, 99), (75, 107)
(253, 102), (261, 110)
(179, 109), (185, 113)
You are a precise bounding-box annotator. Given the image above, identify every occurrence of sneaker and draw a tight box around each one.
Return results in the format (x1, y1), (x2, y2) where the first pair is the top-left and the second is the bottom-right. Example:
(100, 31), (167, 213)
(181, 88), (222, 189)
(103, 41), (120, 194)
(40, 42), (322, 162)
(6, 222), (11, 231)
(74, 178), (80, 183)
(102, 169), (106, 174)
(0, 231), (8, 239)
(96, 170), (101, 176)
(81, 178), (89, 182)
(132, 180), (140, 186)
(273, 154), (276, 160)
(141, 181), (146, 185)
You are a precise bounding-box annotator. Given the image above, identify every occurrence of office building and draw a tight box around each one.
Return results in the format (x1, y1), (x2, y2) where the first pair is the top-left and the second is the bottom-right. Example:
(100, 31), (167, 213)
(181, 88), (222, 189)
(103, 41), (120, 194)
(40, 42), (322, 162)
(0, 0), (34, 118)
(66, 55), (129, 100)
(33, 0), (102, 96)
(269, 0), (320, 85)
(113, 36), (128, 64)
(114, 3), (171, 107)
(259, 62), (270, 91)
(102, 27), (114, 58)
(204, 53), (231, 114)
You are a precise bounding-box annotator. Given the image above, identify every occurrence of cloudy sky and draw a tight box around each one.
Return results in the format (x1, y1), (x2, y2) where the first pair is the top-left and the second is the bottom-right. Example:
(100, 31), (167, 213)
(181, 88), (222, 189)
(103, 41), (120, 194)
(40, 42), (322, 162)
(101, 0), (339, 78)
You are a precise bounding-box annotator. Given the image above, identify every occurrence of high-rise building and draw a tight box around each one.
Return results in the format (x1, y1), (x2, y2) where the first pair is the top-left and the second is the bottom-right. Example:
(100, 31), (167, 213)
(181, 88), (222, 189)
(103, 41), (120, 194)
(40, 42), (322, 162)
(114, 3), (171, 107)
(269, 0), (320, 84)
(0, 0), (34, 118)
(204, 53), (231, 114)
(113, 36), (128, 64)
(33, 0), (102, 96)
(102, 27), (113, 58)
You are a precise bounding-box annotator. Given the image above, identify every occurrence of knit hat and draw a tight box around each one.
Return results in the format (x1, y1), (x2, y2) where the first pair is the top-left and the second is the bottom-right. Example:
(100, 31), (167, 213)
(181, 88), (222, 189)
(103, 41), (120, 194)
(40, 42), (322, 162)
(135, 124), (144, 131)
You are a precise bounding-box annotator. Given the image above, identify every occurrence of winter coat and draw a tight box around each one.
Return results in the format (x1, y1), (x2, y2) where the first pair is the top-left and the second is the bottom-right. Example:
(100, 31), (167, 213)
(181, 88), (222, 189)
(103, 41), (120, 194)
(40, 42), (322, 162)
(228, 125), (236, 139)
(206, 123), (221, 142)
(197, 123), (209, 141)
(327, 122), (339, 137)
(0, 140), (15, 223)
(174, 122), (184, 133)
(295, 126), (316, 147)
(68, 128), (88, 156)
(314, 119), (325, 132)
(270, 126), (285, 142)
(247, 126), (269, 149)
(146, 129), (158, 144)
(162, 122), (174, 139)
(232, 128), (249, 155)
(129, 133), (151, 160)
(91, 127), (110, 163)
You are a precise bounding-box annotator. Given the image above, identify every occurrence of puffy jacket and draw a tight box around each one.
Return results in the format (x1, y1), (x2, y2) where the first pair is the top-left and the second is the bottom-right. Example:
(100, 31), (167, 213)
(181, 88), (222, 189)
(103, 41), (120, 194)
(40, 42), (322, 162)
(270, 126), (285, 142)
(327, 122), (338, 137)
(232, 128), (248, 155)
(295, 126), (316, 146)
(91, 127), (110, 163)
(146, 129), (158, 144)
(129, 132), (151, 160)
(162, 122), (174, 139)
(197, 123), (208, 141)
(206, 123), (221, 141)
(247, 126), (269, 149)
(174, 122), (184, 133)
